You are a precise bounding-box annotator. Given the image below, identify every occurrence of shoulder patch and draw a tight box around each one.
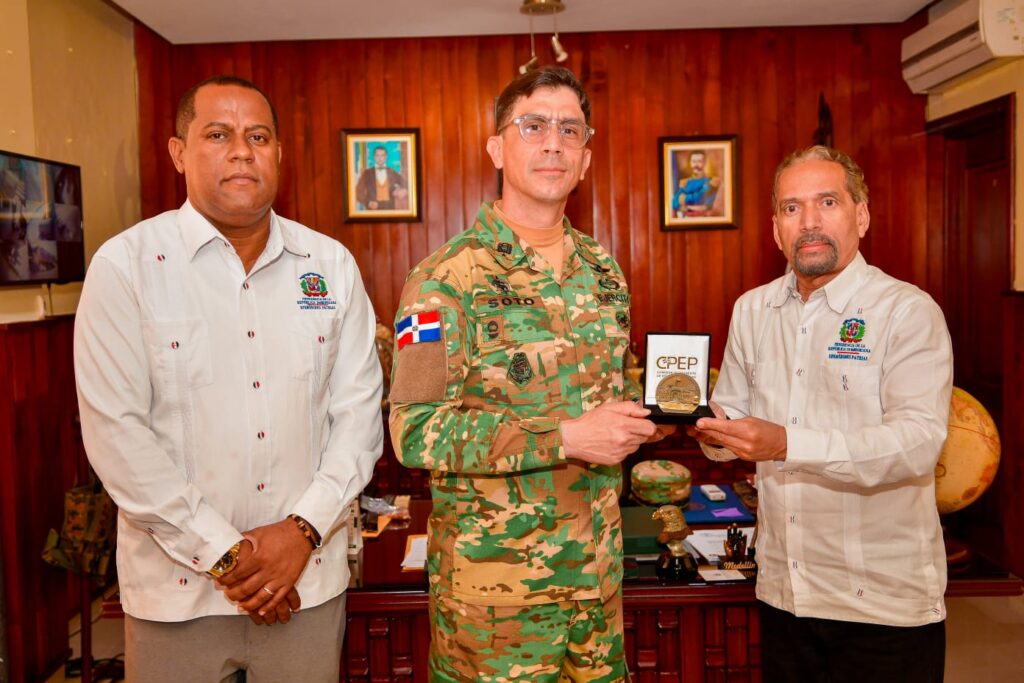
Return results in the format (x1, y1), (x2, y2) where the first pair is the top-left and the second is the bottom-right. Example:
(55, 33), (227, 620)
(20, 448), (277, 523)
(391, 310), (447, 403)
(390, 341), (448, 403)
(396, 310), (442, 350)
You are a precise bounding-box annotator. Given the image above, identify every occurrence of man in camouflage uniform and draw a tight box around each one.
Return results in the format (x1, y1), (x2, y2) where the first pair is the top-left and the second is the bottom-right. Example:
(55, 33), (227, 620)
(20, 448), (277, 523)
(389, 67), (666, 682)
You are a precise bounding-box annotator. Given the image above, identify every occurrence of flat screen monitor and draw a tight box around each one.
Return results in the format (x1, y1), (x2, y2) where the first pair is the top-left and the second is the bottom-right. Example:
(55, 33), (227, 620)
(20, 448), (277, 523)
(0, 149), (85, 285)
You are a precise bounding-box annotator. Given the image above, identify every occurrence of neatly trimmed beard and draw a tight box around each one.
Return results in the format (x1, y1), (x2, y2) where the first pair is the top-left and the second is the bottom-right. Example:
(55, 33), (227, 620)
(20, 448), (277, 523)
(792, 233), (838, 276)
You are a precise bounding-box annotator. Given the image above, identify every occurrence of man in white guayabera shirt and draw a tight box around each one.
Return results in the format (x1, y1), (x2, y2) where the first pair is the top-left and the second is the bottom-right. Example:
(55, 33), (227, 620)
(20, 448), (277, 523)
(690, 146), (951, 683)
(74, 75), (382, 682)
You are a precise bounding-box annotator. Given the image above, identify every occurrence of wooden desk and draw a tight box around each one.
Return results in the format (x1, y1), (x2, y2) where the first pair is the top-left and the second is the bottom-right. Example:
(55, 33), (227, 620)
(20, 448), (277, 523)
(342, 501), (1023, 683)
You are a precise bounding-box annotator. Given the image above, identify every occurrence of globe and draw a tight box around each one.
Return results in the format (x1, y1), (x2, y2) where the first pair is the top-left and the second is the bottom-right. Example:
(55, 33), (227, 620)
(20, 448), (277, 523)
(934, 387), (1001, 515)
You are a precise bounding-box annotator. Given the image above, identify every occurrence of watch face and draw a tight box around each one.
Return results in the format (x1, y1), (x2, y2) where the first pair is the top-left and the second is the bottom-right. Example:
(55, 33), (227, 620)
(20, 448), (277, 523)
(209, 543), (240, 577)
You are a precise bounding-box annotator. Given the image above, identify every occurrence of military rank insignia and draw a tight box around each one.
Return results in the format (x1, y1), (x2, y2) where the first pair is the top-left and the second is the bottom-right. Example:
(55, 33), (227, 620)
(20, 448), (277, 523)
(396, 310), (442, 350)
(507, 352), (534, 386)
(488, 275), (514, 295)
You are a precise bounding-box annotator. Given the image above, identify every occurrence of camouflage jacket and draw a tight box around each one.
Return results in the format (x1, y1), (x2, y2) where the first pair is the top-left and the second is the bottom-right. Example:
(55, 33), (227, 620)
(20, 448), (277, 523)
(389, 203), (633, 606)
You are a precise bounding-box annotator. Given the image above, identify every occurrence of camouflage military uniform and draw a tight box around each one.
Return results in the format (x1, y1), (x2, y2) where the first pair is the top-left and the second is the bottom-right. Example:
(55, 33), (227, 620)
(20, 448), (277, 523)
(390, 203), (633, 681)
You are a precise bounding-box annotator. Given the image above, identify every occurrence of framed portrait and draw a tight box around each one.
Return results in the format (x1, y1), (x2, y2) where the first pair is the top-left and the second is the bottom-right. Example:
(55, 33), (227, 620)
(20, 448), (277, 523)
(341, 128), (422, 223)
(658, 135), (738, 231)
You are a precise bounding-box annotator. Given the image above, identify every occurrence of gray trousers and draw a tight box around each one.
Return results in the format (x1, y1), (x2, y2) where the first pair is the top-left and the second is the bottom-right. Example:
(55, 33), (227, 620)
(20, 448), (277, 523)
(124, 593), (346, 683)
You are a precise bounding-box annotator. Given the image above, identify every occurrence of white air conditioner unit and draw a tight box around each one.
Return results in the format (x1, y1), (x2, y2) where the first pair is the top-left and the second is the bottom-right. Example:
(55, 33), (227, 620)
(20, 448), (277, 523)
(901, 0), (1023, 94)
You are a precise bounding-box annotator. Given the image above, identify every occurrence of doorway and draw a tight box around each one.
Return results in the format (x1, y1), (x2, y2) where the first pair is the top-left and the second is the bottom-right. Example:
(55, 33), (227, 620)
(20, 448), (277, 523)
(926, 94), (1013, 563)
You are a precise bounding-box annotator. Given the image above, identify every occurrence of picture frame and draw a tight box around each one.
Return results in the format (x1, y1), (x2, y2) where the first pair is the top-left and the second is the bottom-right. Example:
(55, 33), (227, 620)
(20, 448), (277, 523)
(658, 135), (738, 231)
(341, 128), (422, 223)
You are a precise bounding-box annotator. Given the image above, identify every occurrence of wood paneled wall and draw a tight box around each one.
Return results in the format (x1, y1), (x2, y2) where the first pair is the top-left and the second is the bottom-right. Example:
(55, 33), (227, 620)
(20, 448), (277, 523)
(1003, 295), (1024, 576)
(0, 318), (81, 682)
(134, 21), (928, 365)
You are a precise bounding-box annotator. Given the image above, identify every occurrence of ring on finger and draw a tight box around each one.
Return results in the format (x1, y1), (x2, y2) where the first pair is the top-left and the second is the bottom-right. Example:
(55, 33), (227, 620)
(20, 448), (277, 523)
(262, 585), (274, 596)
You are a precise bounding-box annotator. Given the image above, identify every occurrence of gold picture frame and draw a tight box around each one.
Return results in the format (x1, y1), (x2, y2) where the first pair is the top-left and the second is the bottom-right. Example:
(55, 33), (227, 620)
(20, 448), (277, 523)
(658, 135), (738, 231)
(341, 128), (422, 223)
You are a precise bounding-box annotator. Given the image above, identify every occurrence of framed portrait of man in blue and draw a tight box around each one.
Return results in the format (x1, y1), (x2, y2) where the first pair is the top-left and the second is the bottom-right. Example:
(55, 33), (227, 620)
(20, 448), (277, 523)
(658, 135), (738, 231)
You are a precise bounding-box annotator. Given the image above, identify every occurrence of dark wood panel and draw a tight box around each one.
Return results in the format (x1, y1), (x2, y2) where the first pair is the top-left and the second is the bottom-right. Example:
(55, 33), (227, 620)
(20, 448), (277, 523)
(1003, 295), (1024, 576)
(134, 23), (931, 370)
(0, 318), (82, 682)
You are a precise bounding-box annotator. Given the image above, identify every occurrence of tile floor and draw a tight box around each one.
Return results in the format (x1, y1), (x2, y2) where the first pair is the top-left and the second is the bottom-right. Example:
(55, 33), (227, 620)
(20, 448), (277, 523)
(46, 585), (124, 683)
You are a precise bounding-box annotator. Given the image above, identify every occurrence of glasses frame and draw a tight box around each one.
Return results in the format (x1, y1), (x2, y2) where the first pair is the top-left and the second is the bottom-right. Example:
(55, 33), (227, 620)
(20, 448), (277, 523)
(500, 114), (596, 149)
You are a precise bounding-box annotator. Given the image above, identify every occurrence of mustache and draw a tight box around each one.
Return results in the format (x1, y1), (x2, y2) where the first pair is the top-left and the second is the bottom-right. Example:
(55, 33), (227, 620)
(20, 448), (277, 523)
(794, 233), (837, 250)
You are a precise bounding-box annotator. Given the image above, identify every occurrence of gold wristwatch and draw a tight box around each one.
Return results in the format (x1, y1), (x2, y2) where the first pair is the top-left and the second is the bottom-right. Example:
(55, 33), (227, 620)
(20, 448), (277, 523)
(206, 541), (242, 578)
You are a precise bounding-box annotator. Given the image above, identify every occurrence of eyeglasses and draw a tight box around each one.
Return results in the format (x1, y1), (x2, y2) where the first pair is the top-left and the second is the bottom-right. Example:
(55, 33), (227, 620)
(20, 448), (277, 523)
(500, 114), (595, 149)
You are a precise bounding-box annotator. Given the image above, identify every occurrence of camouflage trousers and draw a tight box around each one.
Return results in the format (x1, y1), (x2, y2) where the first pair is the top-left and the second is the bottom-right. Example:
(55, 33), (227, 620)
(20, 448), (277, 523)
(428, 591), (626, 682)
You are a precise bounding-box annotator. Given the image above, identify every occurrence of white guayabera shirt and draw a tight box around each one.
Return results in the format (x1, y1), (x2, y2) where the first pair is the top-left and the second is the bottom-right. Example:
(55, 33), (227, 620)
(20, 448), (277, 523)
(75, 200), (383, 621)
(702, 253), (952, 627)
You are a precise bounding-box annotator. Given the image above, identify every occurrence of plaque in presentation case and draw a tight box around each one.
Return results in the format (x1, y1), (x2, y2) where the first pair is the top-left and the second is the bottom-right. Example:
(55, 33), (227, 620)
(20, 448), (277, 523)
(644, 332), (714, 423)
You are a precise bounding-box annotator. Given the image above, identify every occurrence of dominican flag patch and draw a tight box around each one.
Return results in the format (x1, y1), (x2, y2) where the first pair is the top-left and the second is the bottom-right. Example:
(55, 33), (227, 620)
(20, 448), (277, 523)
(396, 310), (442, 350)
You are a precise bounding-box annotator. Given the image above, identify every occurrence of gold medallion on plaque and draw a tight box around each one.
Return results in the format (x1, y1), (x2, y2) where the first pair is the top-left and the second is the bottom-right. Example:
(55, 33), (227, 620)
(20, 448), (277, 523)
(655, 373), (701, 414)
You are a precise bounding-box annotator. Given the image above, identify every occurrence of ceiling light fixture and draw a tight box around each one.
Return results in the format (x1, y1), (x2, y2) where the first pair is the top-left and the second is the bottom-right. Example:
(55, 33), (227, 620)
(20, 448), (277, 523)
(551, 33), (568, 63)
(518, 0), (568, 73)
(519, 12), (539, 74)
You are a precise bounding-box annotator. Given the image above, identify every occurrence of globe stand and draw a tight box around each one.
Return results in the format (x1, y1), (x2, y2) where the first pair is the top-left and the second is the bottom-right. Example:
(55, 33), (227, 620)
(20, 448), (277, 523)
(934, 387), (1000, 571)
(944, 533), (973, 568)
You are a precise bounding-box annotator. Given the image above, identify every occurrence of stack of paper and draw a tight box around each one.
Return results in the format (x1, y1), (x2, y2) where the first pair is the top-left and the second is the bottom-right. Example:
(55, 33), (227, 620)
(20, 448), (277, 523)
(401, 534), (428, 571)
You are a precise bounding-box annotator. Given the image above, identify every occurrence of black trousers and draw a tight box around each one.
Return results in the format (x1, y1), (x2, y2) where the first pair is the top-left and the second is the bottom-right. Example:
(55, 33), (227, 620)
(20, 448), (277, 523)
(759, 601), (945, 683)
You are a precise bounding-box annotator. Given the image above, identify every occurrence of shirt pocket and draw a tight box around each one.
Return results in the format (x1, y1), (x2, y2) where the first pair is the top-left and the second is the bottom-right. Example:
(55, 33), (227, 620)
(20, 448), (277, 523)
(289, 315), (343, 387)
(816, 364), (882, 431)
(142, 319), (214, 390)
(598, 305), (631, 351)
(476, 307), (562, 408)
(596, 305), (630, 398)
